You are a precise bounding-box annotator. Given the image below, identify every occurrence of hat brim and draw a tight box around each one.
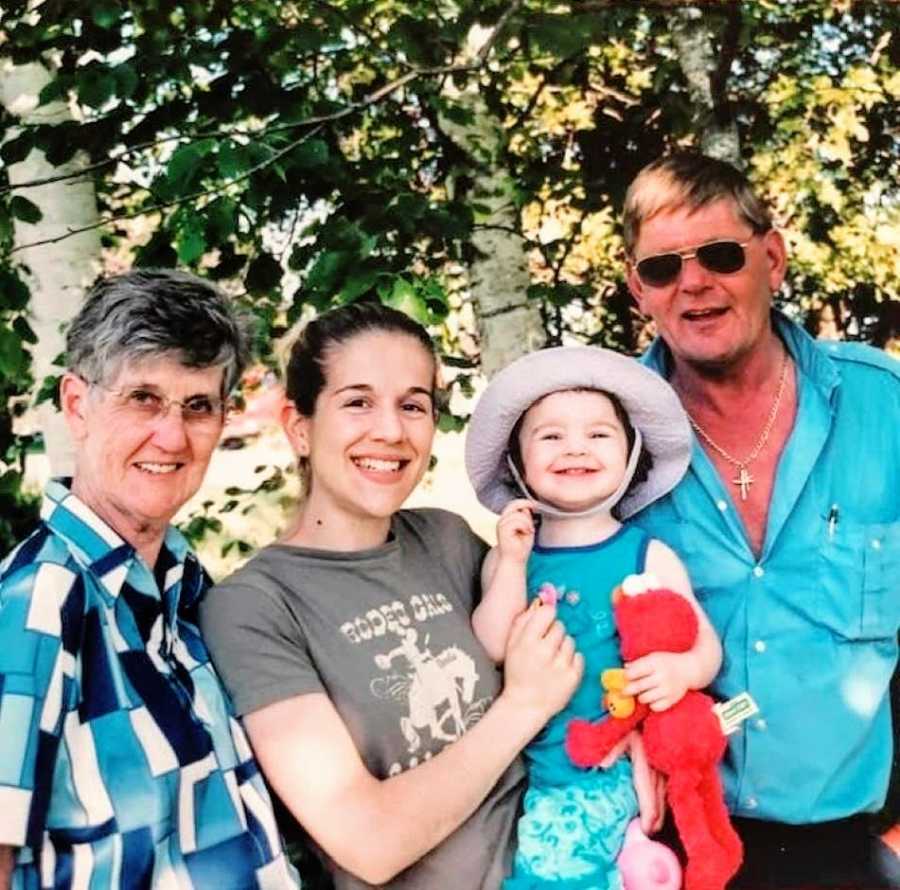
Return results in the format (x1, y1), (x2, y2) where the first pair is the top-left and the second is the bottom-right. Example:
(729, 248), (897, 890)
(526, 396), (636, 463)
(464, 346), (691, 519)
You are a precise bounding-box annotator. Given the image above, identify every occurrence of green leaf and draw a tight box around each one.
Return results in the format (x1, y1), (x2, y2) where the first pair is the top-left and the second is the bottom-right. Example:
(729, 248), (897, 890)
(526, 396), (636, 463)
(0, 326), (29, 378)
(245, 252), (283, 295)
(39, 123), (79, 166)
(0, 204), (12, 244)
(113, 63), (139, 99)
(1, 132), (34, 165)
(76, 66), (117, 108)
(420, 277), (449, 317)
(378, 277), (429, 324)
(0, 270), (29, 311)
(205, 197), (236, 242)
(167, 141), (214, 193)
(35, 373), (61, 409)
(10, 195), (42, 224)
(133, 230), (177, 268)
(92, 3), (122, 28)
(176, 215), (206, 264)
(217, 141), (245, 179)
(336, 267), (380, 304)
(304, 250), (351, 304)
(12, 316), (37, 344)
(437, 412), (465, 433)
(37, 76), (67, 106)
(290, 138), (329, 169)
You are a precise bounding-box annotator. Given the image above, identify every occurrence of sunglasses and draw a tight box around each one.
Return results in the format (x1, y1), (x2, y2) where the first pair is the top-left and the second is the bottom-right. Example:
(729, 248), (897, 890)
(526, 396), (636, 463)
(634, 238), (754, 288)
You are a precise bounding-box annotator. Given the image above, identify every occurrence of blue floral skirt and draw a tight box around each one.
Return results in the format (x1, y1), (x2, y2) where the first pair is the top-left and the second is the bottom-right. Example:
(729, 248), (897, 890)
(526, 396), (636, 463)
(503, 758), (637, 889)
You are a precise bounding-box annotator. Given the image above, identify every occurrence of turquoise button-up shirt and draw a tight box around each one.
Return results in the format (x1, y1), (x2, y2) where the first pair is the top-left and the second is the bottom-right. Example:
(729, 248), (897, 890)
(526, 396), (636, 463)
(634, 313), (900, 824)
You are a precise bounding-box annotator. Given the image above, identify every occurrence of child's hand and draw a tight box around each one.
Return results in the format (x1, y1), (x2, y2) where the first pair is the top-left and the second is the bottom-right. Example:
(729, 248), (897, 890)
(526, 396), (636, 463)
(496, 499), (536, 565)
(623, 652), (695, 712)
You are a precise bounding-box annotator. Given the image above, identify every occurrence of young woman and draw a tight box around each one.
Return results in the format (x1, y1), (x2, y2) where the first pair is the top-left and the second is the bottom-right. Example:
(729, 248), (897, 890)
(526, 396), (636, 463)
(199, 302), (583, 889)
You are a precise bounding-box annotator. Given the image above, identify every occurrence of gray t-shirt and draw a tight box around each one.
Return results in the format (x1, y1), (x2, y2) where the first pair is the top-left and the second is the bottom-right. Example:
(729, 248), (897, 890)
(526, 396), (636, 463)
(200, 508), (524, 890)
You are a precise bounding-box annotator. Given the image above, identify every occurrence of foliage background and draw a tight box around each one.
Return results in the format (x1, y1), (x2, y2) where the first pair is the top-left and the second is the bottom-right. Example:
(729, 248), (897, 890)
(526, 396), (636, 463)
(1, 1), (899, 880)
(2, 0), (899, 554)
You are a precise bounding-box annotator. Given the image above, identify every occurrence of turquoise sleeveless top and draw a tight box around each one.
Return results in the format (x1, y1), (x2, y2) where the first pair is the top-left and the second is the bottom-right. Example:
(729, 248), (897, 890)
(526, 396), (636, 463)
(523, 523), (650, 786)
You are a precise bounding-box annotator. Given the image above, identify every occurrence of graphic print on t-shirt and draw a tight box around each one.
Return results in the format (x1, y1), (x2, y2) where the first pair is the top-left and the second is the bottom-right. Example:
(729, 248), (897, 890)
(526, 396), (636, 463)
(371, 627), (488, 755)
(336, 583), (494, 775)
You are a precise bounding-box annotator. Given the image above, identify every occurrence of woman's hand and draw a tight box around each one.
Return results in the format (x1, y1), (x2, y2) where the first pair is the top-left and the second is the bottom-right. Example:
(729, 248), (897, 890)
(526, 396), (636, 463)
(502, 600), (583, 725)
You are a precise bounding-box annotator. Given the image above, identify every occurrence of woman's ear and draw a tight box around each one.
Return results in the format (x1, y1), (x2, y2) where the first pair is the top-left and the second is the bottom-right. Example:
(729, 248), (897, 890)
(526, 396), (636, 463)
(281, 401), (310, 457)
(59, 372), (91, 442)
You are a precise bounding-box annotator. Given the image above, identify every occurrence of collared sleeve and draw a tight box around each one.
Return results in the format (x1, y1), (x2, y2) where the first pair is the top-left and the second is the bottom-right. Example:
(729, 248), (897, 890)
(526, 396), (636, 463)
(0, 557), (83, 849)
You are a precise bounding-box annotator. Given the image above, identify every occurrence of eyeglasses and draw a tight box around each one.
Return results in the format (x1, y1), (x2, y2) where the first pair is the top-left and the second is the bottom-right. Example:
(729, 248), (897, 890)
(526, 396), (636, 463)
(90, 381), (227, 429)
(634, 238), (755, 288)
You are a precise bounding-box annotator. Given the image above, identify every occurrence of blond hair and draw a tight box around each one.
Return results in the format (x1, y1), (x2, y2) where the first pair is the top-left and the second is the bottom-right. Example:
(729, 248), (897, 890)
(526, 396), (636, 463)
(623, 153), (772, 256)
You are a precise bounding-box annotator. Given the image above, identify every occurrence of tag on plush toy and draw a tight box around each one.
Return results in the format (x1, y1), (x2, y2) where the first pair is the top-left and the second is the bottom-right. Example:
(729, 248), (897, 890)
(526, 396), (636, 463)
(713, 692), (759, 735)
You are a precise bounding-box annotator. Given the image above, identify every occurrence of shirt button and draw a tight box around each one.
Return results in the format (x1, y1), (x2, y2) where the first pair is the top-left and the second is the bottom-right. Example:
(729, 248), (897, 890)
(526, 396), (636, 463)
(716, 500), (728, 512)
(754, 640), (767, 653)
(755, 718), (767, 731)
(752, 565), (765, 578)
(871, 539), (882, 550)
(745, 797), (758, 809)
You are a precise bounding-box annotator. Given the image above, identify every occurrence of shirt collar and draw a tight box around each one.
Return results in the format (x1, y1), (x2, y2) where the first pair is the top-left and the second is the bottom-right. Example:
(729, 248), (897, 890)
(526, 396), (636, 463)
(41, 477), (197, 603)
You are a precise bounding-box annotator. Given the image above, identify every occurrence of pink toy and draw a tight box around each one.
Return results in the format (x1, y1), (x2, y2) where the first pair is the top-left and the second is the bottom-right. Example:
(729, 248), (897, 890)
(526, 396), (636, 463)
(618, 819), (682, 890)
(537, 582), (559, 606)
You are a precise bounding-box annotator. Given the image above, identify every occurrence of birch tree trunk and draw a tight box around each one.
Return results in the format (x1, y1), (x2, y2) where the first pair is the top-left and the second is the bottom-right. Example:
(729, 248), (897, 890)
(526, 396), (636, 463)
(441, 26), (544, 378)
(454, 98), (545, 377)
(0, 60), (102, 476)
(671, 6), (741, 165)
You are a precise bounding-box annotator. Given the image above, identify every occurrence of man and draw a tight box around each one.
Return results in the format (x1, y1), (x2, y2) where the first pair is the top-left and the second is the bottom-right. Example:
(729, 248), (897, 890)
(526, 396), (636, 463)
(624, 152), (900, 887)
(0, 271), (298, 889)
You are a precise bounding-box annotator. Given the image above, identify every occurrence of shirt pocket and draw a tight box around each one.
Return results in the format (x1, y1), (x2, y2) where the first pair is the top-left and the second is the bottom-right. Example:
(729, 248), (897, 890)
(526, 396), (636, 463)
(820, 515), (900, 640)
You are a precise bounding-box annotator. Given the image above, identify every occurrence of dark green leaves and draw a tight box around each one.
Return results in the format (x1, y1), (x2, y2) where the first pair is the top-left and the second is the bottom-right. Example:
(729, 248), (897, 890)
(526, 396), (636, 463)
(75, 64), (118, 108)
(0, 270), (30, 311)
(1, 132), (34, 165)
(9, 195), (42, 225)
(245, 253), (283, 296)
(0, 323), (30, 379)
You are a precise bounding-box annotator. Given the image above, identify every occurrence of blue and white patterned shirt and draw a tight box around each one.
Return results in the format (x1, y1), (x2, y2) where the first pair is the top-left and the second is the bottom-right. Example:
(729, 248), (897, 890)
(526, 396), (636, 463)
(0, 479), (298, 890)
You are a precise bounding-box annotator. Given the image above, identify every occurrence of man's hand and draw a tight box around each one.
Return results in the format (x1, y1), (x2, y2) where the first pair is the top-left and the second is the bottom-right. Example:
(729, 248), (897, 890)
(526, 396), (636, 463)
(624, 651), (696, 712)
(495, 499), (536, 566)
(502, 600), (583, 724)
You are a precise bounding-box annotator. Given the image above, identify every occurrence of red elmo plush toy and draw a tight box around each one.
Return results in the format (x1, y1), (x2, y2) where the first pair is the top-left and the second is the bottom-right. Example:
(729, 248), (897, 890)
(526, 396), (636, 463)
(565, 574), (742, 890)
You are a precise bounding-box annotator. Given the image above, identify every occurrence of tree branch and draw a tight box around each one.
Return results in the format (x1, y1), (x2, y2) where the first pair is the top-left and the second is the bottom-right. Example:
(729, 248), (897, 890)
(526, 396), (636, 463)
(477, 0), (524, 64)
(8, 125), (324, 254)
(4, 4), (528, 252)
(3, 43), (514, 196)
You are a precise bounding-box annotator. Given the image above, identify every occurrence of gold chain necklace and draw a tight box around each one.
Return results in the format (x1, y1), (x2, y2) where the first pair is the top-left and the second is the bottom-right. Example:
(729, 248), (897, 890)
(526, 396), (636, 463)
(686, 351), (790, 501)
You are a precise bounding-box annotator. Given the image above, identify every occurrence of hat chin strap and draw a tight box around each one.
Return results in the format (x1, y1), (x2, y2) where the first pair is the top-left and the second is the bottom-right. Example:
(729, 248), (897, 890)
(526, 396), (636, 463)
(506, 428), (643, 520)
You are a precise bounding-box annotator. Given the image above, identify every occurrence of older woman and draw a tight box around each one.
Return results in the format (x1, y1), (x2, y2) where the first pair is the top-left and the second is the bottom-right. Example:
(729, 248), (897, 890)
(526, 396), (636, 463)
(0, 270), (296, 890)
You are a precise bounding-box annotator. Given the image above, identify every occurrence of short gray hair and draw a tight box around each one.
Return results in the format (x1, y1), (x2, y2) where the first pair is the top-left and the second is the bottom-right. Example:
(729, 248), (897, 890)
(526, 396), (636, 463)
(66, 269), (252, 393)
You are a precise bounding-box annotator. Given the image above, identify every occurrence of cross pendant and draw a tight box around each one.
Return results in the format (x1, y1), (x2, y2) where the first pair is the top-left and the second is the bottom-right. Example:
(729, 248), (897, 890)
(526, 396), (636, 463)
(733, 467), (753, 500)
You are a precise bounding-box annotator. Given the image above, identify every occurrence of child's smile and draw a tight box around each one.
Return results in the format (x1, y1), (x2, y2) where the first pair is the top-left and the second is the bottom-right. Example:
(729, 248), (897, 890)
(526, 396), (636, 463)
(519, 389), (630, 513)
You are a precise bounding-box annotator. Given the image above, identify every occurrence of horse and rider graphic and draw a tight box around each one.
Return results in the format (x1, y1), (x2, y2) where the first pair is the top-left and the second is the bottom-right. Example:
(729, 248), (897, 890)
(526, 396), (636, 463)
(372, 627), (489, 753)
